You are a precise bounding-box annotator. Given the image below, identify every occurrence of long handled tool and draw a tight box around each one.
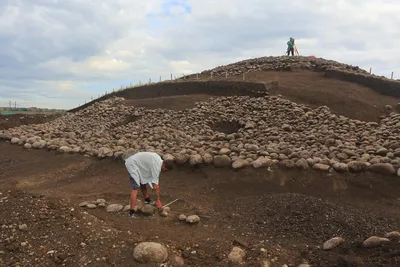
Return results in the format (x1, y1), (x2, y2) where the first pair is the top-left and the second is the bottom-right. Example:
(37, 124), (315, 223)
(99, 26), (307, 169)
(162, 198), (179, 208)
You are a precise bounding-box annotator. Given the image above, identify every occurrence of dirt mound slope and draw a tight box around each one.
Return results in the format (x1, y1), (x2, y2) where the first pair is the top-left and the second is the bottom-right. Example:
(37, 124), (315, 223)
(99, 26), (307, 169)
(197, 56), (400, 98)
(69, 80), (274, 113)
(0, 113), (61, 130)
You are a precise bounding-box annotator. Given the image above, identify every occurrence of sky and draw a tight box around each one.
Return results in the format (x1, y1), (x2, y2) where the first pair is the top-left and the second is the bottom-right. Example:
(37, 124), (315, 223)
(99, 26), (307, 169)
(1, 0), (399, 109)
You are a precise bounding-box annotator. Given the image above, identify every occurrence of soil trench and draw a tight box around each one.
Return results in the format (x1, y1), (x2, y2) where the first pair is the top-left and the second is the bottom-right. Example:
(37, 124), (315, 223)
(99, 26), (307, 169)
(1, 142), (400, 267)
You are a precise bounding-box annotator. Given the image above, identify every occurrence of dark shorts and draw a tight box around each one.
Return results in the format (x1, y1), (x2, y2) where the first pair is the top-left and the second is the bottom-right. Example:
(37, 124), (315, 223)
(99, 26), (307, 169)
(129, 174), (140, 190)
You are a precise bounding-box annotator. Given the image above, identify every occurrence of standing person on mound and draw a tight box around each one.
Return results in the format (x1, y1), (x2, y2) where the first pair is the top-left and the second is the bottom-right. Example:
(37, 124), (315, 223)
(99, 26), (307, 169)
(287, 37), (294, 56)
(124, 151), (173, 218)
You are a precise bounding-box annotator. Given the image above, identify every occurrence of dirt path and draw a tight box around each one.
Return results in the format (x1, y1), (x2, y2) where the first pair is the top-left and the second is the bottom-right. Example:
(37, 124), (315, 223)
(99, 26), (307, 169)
(1, 142), (400, 266)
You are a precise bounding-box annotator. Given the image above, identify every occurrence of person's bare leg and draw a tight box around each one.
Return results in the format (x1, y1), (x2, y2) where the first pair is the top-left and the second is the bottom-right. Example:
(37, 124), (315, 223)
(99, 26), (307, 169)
(130, 189), (138, 211)
(140, 184), (149, 199)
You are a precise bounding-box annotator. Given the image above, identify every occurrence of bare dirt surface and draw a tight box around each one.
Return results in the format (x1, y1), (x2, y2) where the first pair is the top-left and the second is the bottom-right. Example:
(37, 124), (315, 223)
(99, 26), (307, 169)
(0, 114), (62, 130)
(1, 142), (400, 267)
(123, 95), (212, 111)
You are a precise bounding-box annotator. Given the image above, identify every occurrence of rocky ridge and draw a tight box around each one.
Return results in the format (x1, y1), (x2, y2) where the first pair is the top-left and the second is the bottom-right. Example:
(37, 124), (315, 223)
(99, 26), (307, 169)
(1, 95), (400, 176)
(200, 56), (369, 77)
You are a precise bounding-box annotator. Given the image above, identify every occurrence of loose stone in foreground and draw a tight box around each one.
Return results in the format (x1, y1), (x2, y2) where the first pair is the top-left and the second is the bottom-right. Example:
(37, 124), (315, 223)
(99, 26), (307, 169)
(228, 246), (245, 264)
(323, 237), (344, 250)
(106, 204), (124, 213)
(363, 236), (390, 248)
(133, 242), (168, 263)
(186, 215), (200, 224)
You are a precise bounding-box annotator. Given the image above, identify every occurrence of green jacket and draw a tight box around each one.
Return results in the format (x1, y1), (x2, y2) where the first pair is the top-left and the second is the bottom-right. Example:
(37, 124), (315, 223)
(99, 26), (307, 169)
(287, 40), (294, 49)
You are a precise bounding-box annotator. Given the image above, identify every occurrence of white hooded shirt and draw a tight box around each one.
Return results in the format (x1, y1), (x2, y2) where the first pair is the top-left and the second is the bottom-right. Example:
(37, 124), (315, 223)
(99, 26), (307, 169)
(124, 152), (163, 189)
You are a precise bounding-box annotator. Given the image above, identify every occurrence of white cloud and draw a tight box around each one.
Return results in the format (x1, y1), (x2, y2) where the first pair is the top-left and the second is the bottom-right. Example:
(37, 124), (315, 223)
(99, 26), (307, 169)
(1, 0), (399, 109)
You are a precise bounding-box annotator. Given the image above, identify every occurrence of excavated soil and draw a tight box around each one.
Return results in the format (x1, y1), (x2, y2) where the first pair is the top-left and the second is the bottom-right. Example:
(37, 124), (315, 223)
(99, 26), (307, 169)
(1, 142), (400, 267)
(0, 114), (62, 130)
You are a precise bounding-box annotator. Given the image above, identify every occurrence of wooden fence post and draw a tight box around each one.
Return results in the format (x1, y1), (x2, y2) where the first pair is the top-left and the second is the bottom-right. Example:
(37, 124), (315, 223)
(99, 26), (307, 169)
(391, 72), (394, 79)
(171, 74), (172, 80)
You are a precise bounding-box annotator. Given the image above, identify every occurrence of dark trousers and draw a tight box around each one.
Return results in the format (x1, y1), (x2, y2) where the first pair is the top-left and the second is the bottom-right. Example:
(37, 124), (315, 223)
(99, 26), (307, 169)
(287, 47), (294, 56)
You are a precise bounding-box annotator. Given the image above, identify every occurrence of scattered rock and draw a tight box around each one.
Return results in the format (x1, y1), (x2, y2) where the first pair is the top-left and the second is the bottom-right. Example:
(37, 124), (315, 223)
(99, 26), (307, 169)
(228, 247), (245, 264)
(159, 211), (168, 217)
(86, 203), (97, 209)
(162, 206), (171, 213)
(18, 224), (28, 231)
(96, 199), (106, 204)
(323, 237), (344, 250)
(363, 236), (390, 248)
(133, 242), (168, 263)
(178, 214), (187, 221)
(186, 215), (200, 224)
(170, 255), (185, 266)
(384, 231), (400, 239)
(79, 201), (89, 207)
(106, 204), (124, 213)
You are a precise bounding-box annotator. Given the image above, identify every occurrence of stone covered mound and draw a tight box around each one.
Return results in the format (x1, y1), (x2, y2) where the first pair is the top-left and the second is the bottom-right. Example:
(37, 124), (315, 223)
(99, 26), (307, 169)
(1, 95), (399, 176)
(200, 56), (369, 77)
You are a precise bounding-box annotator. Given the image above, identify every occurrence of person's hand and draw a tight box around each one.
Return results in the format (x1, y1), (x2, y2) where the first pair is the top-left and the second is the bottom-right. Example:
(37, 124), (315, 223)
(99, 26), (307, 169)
(156, 200), (162, 210)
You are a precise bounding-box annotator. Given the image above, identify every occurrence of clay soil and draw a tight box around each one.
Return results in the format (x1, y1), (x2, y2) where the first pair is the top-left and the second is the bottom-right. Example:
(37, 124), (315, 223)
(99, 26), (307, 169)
(1, 141), (400, 267)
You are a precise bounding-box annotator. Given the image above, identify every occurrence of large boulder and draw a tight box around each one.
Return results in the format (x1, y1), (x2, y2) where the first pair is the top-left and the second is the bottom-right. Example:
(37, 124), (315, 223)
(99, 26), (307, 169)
(348, 161), (368, 173)
(368, 163), (396, 175)
(140, 204), (156, 216)
(232, 159), (249, 169)
(11, 137), (20, 144)
(333, 162), (349, 173)
(133, 242), (168, 263)
(295, 158), (309, 170)
(202, 153), (213, 164)
(189, 154), (203, 166)
(213, 155), (232, 167)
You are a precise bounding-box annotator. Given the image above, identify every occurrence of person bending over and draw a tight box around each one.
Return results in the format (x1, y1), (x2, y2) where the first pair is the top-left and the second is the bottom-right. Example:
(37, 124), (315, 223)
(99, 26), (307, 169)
(124, 151), (173, 218)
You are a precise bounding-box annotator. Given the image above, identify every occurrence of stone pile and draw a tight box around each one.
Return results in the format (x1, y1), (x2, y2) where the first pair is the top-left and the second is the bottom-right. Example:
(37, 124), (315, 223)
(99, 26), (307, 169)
(1, 95), (400, 176)
(200, 56), (369, 77)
